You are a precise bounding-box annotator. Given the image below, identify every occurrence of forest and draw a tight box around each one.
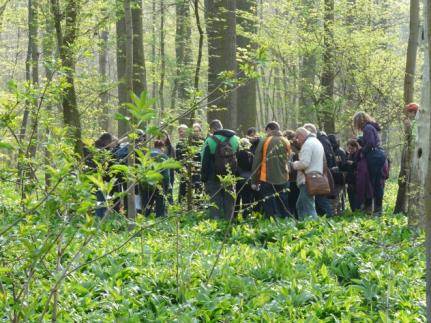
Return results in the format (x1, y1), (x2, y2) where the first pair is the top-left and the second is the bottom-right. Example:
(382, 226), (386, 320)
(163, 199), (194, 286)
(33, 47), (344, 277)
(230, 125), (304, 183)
(0, 0), (430, 321)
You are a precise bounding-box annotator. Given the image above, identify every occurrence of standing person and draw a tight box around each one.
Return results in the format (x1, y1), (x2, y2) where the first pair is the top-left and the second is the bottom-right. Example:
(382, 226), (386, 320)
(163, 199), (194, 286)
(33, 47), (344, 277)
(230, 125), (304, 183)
(353, 112), (387, 216)
(304, 123), (335, 217)
(201, 120), (240, 219)
(246, 127), (260, 154)
(328, 134), (347, 214)
(251, 121), (291, 218)
(162, 131), (175, 204)
(141, 140), (171, 216)
(341, 139), (361, 212)
(284, 130), (300, 218)
(235, 138), (255, 217)
(292, 127), (325, 220)
(175, 125), (189, 203)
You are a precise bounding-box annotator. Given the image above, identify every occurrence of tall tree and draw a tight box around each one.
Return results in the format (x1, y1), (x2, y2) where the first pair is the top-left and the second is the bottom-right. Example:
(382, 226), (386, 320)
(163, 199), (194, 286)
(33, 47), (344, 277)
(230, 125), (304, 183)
(236, 0), (257, 135)
(394, 0), (420, 215)
(159, 0), (166, 112)
(124, 0), (137, 219)
(205, 0), (238, 129)
(425, 0), (431, 318)
(131, 0), (147, 96)
(116, 0), (128, 136)
(50, 0), (83, 154)
(172, 0), (193, 119)
(99, 28), (110, 131)
(319, 0), (335, 133)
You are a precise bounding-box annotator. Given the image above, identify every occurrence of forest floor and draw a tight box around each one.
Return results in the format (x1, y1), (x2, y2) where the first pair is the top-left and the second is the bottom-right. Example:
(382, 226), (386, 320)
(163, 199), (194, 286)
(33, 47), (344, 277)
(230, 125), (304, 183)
(0, 182), (426, 321)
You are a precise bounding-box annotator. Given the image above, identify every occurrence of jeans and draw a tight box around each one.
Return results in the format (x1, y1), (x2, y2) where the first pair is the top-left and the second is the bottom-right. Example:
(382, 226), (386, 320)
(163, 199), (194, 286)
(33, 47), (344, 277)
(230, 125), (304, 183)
(366, 148), (386, 212)
(205, 180), (235, 219)
(296, 184), (317, 220)
(260, 182), (291, 218)
(316, 195), (334, 217)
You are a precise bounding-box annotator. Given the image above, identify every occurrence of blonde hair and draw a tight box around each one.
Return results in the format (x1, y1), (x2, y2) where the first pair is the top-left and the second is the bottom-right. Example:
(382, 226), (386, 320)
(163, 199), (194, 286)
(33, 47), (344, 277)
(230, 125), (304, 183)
(353, 111), (375, 131)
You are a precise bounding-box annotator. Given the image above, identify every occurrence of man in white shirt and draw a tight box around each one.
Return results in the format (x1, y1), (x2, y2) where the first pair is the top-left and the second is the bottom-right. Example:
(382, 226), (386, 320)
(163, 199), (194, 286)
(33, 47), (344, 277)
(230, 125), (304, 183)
(292, 127), (325, 220)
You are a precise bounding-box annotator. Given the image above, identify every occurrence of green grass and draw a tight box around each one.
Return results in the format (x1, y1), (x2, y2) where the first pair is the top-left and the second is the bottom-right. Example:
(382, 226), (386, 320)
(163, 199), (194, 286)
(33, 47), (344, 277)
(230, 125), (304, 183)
(0, 181), (426, 321)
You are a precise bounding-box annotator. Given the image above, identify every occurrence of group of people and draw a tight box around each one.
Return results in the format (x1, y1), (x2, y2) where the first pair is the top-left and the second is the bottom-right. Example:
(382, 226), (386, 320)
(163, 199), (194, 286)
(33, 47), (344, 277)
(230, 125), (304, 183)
(89, 111), (391, 220)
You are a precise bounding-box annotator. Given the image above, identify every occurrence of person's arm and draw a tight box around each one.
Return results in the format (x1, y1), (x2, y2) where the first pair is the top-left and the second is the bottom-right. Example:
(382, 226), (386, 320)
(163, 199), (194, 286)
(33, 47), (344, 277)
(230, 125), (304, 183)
(362, 125), (377, 153)
(200, 139), (211, 183)
(293, 142), (312, 171)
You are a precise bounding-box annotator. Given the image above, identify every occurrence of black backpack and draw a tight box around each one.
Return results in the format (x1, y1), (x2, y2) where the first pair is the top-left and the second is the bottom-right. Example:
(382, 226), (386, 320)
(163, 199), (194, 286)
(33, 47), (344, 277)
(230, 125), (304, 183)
(211, 135), (238, 176)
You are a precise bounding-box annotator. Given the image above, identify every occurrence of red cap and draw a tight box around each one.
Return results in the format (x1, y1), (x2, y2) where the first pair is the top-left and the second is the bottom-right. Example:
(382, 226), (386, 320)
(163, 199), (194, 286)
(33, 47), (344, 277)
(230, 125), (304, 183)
(406, 102), (419, 112)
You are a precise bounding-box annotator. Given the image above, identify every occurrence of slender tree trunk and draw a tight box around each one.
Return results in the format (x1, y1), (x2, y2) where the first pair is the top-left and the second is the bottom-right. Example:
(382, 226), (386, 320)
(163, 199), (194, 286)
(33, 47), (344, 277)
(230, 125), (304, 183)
(395, 0), (420, 215)
(151, 0), (157, 100)
(172, 0), (192, 120)
(132, 0), (147, 96)
(159, 0), (166, 113)
(124, 0), (137, 219)
(116, 0), (128, 137)
(236, 0), (257, 135)
(205, 0), (237, 129)
(51, 0), (83, 154)
(319, 0), (335, 133)
(99, 29), (110, 131)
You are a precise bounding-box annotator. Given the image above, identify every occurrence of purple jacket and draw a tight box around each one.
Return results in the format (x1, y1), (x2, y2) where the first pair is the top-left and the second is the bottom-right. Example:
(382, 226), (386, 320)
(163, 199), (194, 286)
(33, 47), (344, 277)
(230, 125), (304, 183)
(356, 150), (373, 205)
(362, 122), (381, 152)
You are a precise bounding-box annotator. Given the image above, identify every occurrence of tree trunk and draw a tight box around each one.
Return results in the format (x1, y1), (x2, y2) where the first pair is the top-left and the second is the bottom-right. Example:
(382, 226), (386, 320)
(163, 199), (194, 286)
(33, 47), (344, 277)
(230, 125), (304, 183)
(151, 0), (157, 100)
(319, 0), (335, 134)
(132, 0), (147, 96)
(159, 0), (166, 113)
(116, 0), (128, 137)
(51, 0), (82, 154)
(425, 2), (431, 320)
(124, 0), (137, 219)
(236, 0), (257, 135)
(99, 29), (110, 131)
(172, 0), (192, 119)
(394, 0), (420, 214)
(409, 0), (431, 226)
(205, 0), (237, 129)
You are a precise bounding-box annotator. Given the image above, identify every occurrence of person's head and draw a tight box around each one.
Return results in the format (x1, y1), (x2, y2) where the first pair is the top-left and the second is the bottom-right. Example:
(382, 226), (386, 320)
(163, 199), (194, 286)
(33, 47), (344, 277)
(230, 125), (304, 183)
(406, 102), (419, 119)
(294, 127), (310, 147)
(265, 121), (280, 135)
(303, 123), (317, 134)
(353, 111), (375, 131)
(178, 124), (188, 139)
(283, 130), (295, 141)
(247, 127), (257, 137)
(154, 140), (165, 150)
(193, 123), (202, 137)
(209, 119), (223, 134)
(240, 137), (251, 150)
(347, 138), (359, 154)
(95, 132), (117, 149)
(328, 134), (340, 149)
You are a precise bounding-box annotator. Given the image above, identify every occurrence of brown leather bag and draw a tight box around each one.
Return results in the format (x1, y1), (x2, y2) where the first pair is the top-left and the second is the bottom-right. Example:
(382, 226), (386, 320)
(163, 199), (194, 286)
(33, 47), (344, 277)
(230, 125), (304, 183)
(305, 171), (331, 196)
(305, 154), (334, 196)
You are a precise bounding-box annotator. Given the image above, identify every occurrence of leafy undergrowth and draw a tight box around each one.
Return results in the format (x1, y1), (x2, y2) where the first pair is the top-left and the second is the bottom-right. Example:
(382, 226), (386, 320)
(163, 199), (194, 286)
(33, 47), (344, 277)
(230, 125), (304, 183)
(0, 183), (425, 321)
(1, 214), (425, 321)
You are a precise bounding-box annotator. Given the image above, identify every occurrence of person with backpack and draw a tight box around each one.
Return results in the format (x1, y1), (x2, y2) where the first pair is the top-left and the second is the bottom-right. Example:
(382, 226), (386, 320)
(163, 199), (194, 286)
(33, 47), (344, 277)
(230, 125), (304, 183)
(303, 123), (335, 217)
(251, 121), (291, 218)
(353, 112), (387, 216)
(201, 119), (240, 219)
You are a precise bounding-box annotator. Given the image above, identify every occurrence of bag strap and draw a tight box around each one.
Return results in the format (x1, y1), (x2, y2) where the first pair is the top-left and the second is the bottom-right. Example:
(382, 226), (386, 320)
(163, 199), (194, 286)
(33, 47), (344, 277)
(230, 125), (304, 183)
(259, 136), (273, 182)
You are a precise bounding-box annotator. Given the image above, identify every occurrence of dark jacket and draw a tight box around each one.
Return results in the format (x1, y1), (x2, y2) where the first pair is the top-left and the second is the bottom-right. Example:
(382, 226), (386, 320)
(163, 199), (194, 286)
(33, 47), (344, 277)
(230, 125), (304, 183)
(362, 122), (381, 153)
(237, 149), (253, 178)
(201, 129), (240, 182)
(317, 132), (336, 169)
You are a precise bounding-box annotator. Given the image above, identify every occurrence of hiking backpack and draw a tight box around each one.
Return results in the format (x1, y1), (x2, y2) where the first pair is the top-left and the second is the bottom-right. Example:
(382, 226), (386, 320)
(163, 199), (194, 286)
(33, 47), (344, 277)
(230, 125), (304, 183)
(211, 135), (238, 176)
